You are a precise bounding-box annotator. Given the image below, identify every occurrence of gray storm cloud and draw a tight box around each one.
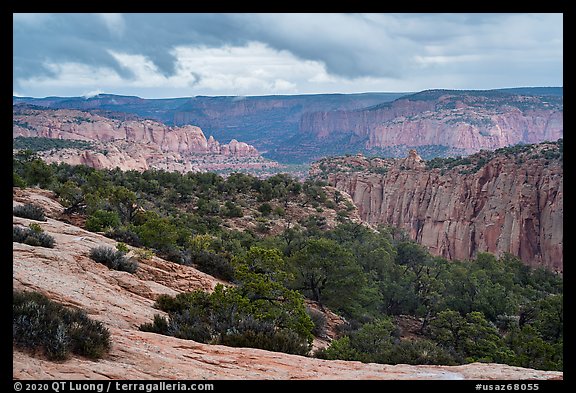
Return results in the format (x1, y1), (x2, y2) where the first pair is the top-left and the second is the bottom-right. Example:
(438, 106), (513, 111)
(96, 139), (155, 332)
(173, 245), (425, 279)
(13, 13), (562, 97)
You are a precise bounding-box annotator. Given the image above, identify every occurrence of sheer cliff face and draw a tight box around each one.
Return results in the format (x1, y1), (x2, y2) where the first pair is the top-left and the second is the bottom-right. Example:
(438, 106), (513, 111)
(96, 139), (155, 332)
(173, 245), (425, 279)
(300, 91), (563, 153)
(314, 144), (563, 272)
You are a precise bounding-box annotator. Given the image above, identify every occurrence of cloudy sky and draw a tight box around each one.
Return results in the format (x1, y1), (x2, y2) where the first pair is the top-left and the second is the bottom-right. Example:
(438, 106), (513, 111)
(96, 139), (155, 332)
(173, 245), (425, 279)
(13, 13), (563, 98)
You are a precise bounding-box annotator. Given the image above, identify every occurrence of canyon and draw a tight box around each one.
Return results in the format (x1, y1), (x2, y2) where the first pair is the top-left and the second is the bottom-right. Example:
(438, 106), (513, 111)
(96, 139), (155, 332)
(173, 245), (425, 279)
(13, 188), (562, 380)
(13, 92), (405, 162)
(311, 141), (563, 271)
(16, 88), (561, 163)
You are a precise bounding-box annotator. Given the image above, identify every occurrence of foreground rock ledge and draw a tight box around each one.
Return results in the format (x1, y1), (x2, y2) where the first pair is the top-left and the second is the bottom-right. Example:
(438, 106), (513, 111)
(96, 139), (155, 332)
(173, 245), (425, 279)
(13, 332), (563, 380)
(13, 188), (563, 380)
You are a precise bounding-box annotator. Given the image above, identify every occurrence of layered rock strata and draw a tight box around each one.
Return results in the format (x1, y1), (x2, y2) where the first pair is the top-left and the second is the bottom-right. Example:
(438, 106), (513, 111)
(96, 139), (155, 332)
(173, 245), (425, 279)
(317, 145), (563, 271)
(300, 91), (563, 153)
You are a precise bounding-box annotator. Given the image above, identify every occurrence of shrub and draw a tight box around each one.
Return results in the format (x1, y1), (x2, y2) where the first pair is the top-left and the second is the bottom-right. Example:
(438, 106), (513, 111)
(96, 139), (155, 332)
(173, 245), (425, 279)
(315, 336), (358, 361)
(13, 173), (27, 188)
(13, 203), (47, 221)
(223, 201), (243, 218)
(13, 290), (110, 361)
(134, 248), (155, 261)
(220, 316), (310, 356)
(191, 251), (235, 281)
(385, 339), (457, 365)
(85, 210), (121, 232)
(106, 227), (142, 247)
(159, 244), (190, 265)
(272, 206), (285, 217)
(13, 225), (55, 248)
(140, 314), (170, 335)
(256, 221), (271, 234)
(258, 203), (273, 216)
(89, 245), (138, 273)
(116, 242), (130, 253)
(324, 200), (336, 209)
(141, 285), (313, 356)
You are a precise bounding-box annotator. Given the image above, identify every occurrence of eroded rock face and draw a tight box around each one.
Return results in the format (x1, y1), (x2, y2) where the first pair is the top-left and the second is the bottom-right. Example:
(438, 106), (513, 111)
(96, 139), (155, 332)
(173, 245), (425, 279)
(13, 107), (270, 173)
(13, 108), (259, 157)
(300, 91), (563, 153)
(319, 146), (563, 272)
(12, 188), (563, 380)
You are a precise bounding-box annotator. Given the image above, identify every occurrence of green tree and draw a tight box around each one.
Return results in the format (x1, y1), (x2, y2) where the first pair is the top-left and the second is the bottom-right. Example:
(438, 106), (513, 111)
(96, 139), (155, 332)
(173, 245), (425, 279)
(85, 210), (121, 232)
(109, 186), (138, 224)
(506, 324), (562, 371)
(289, 238), (377, 317)
(134, 212), (179, 252)
(233, 247), (313, 342)
(55, 180), (85, 214)
(429, 310), (512, 363)
(23, 159), (55, 188)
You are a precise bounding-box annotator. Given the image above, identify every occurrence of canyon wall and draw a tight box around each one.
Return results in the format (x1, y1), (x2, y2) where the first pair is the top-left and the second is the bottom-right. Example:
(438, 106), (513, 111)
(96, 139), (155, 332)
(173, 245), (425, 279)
(12, 107), (275, 173)
(315, 144), (563, 272)
(13, 107), (259, 157)
(300, 90), (563, 153)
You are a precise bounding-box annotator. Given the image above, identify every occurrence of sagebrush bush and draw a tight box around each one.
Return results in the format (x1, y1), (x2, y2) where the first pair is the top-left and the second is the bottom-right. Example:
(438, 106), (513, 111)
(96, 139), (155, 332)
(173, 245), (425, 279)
(13, 203), (47, 221)
(13, 225), (55, 248)
(220, 316), (310, 355)
(141, 288), (312, 356)
(13, 290), (110, 361)
(89, 245), (138, 273)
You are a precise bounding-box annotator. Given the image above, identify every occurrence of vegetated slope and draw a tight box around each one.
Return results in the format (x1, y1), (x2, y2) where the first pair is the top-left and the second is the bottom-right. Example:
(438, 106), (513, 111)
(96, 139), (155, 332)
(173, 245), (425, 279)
(12, 106), (276, 174)
(13, 151), (563, 376)
(298, 89), (562, 160)
(12, 187), (563, 380)
(311, 140), (563, 272)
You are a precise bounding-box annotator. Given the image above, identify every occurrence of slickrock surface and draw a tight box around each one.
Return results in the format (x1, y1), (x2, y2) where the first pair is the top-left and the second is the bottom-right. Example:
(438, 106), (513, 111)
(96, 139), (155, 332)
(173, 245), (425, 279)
(13, 189), (562, 380)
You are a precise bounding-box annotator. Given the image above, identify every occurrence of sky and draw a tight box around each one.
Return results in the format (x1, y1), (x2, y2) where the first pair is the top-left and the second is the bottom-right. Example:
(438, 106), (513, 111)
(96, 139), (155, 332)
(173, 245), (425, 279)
(13, 13), (563, 98)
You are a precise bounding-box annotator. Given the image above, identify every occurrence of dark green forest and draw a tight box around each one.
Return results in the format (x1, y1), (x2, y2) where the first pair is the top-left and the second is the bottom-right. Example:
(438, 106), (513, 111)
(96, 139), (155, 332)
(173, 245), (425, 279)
(13, 151), (563, 371)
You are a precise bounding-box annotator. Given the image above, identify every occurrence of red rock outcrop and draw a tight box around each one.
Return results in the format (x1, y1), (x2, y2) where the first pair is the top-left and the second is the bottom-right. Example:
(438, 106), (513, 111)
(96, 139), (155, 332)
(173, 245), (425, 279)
(13, 108), (259, 157)
(315, 143), (563, 272)
(300, 91), (563, 153)
(13, 107), (275, 172)
(12, 188), (562, 380)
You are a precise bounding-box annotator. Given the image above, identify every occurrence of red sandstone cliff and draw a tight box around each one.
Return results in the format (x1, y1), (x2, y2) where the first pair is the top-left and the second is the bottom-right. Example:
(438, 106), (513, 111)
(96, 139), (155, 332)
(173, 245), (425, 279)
(312, 142), (563, 272)
(12, 107), (273, 172)
(13, 107), (259, 157)
(300, 91), (563, 153)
